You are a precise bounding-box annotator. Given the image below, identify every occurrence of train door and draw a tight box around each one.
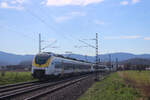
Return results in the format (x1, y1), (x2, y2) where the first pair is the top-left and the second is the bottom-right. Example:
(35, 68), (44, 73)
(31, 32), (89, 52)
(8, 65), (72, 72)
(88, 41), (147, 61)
(60, 60), (64, 77)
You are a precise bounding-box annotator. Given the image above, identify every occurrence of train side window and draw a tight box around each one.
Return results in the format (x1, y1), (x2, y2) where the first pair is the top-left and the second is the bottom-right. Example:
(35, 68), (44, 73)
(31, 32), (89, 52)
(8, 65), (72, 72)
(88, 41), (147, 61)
(52, 62), (55, 65)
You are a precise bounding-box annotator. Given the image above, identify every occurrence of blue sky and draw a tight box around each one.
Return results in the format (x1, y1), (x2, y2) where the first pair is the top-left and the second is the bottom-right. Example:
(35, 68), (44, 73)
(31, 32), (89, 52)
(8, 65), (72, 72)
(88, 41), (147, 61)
(0, 0), (150, 56)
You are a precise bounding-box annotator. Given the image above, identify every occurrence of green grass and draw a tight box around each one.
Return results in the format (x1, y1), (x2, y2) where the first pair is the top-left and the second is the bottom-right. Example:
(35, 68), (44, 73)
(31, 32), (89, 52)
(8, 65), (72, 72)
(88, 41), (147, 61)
(0, 71), (36, 85)
(78, 72), (140, 100)
(119, 71), (150, 98)
(119, 71), (150, 85)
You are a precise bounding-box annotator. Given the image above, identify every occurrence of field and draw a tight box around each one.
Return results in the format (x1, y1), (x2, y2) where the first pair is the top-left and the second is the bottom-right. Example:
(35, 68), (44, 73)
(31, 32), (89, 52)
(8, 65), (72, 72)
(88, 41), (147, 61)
(119, 71), (150, 99)
(0, 71), (36, 85)
(78, 71), (150, 100)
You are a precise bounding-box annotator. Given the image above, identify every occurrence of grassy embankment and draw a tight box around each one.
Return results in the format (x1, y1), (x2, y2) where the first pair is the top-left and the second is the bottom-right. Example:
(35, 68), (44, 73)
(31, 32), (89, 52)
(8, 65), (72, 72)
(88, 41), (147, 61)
(119, 71), (150, 100)
(0, 71), (36, 85)
(78, 71), (150, 100)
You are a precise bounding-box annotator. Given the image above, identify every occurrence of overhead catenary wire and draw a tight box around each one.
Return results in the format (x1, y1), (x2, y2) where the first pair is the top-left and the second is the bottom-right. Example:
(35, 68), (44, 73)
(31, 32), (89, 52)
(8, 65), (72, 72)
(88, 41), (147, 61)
(23, 1), (91, 46)
(24, 8), (75, 42)
(41, 40), (58, 50)
(1, 2), (98, 57)
(4, 3), (96, 55)
(78, 40), (96, 49)
(0, 24), (36, 41)
(23, 3), (97, 56)
(22, 7), (77, 53)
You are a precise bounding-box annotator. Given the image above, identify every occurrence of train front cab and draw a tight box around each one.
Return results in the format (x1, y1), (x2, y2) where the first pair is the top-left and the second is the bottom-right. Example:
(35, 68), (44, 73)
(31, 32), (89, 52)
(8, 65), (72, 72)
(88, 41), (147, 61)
(32, 53), (54, 80)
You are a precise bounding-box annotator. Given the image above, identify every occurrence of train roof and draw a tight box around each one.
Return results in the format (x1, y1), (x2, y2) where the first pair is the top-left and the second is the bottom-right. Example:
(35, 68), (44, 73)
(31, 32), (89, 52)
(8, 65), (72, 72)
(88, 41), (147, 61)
(38, 52), (108, 66)
(40, 52), (92, 64)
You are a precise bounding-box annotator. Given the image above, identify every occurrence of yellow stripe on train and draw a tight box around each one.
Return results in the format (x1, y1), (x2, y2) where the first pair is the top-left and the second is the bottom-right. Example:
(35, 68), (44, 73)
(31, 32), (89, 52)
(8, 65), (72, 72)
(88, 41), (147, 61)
(32, 58), (51, 67)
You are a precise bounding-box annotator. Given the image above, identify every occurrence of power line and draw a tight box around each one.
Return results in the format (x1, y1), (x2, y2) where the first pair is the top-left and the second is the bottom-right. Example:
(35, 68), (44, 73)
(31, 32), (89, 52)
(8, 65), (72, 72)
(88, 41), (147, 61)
(78, 40), (96, 49)
(24, 5), (99, 56)
(25, 9), (55, 33)
(24, 4), (88, 48)
(42, 40), (57, 50)
(78, 33), (100, 80)
(21, 5), (97, 55)
(24, 8), (77, 53)
(95, 33), (99, 81)
(39, 33), (41, 53)
(0, 24), (36, 41)
(39, 33), (59, 53)
(74, 45), (88, 48)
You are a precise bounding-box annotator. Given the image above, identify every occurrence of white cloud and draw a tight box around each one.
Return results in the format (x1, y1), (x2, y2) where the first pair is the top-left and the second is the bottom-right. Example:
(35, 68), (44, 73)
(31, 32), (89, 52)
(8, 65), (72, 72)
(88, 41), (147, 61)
(120, 1), (129, 5)
(11, 0), (25, 4)
(120, 0), (140, 6)
(132, 0), (140, 4)
(70, 11), (86, 16)
(55, 16), (71, 22)
(94, 20), (105, 25)
(105, 35), (141, 40)
(144, 37), (150, 40)
(0, 2), (23, 10)
(0, 2), (9, 8)
(54, 11), (86, 22)
(42, 0), (104, 6)
(0, 0), (26, 10)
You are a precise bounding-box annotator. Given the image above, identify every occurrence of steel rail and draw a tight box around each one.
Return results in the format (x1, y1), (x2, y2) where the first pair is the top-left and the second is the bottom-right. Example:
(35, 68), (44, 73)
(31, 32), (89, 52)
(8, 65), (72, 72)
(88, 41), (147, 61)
(0, 81), (43, 93)
(24, 75), (89, 100)
(0, 75), (89, 100)
(0, 80), (39, 89)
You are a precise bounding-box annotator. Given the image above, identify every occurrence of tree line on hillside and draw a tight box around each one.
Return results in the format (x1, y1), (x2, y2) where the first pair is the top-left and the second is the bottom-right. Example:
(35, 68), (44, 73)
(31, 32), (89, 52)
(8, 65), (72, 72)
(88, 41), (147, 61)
(118, 58), (150, 71)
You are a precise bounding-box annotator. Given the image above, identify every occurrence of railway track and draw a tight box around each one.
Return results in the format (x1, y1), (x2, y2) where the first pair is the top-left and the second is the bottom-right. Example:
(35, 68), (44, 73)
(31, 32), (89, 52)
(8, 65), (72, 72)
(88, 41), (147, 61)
(0, 80), (40, 93)
(0, 74), (92, 100)
(25, 75), (90, 100)
(0, 80), (39, 90)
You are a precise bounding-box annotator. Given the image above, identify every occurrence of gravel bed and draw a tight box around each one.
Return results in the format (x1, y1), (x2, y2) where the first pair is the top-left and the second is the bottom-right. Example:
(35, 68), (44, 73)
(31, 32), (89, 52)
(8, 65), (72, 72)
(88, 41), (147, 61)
(9, 81), (60, 100)
(36, 75), (96, 100)
(8, 74), (101, 100)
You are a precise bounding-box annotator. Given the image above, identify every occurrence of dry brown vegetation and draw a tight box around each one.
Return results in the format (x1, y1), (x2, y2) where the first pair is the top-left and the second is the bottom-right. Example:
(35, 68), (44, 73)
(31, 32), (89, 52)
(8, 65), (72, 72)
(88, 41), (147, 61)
(78, 72), (139, 100)
(118, 71), (150, 100)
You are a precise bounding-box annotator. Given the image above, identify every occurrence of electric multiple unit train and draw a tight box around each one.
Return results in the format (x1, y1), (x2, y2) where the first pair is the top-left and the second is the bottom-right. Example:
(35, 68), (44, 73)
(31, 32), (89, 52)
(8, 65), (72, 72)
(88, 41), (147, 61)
(32, 52), (109, 80)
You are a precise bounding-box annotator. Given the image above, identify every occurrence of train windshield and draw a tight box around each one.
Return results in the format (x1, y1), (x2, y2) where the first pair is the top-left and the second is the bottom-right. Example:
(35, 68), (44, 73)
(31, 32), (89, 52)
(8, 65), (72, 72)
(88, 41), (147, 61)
(35, 53), (51, 65)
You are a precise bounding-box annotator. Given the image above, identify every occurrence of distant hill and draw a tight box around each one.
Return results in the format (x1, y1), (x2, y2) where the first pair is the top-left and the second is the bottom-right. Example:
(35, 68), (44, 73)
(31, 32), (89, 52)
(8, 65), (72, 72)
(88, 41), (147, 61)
(19, 60), (32, 66)
(0, 51), (33, 66)
(66, 52), (150, 62)
(63, 54), (95, 62)
(100, 53), (150, 62)
(121, 58), (150, 65)
(0, 51), (150, 66)
(0, 61), (7, 66)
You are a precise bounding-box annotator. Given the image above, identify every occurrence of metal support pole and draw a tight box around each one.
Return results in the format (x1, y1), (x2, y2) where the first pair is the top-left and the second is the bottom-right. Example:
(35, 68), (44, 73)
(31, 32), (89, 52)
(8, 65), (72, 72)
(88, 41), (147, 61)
(95, 33), (99, 81)
(109, 54), (111, 66)
(39, 33), (41, 53)
(96, 33), (98, 65)
(85, 55), (88, 62)
(116, 58), (118, 71)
